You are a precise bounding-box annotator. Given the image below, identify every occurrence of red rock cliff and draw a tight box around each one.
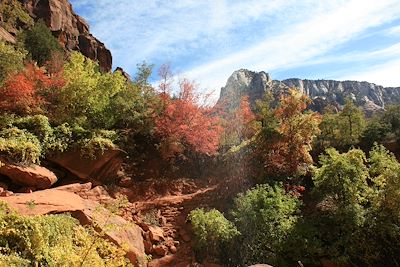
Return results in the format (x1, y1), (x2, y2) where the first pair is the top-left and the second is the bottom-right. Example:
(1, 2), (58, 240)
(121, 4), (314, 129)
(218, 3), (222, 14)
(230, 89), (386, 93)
(22, 0), (112, 72)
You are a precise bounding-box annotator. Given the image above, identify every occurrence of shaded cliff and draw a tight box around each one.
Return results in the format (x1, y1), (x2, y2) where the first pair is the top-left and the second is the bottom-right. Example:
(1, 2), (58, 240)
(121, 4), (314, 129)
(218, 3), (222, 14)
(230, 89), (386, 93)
(0, 0), (112, 71)
(217, 69), (400, 114)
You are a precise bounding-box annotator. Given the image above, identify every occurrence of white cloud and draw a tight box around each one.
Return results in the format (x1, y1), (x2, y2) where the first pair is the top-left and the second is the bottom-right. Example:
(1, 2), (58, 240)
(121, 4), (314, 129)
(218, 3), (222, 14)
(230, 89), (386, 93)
(386, 25), (400, 35)
(183, 0), (400, 95)
(340, 59), (400, 87)
(70, 0), (400, 100)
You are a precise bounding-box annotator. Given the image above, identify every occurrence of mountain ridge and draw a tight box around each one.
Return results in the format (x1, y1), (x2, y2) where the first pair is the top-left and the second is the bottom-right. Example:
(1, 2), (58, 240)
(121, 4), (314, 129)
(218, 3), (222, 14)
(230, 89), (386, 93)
(217, 69), (400, 114)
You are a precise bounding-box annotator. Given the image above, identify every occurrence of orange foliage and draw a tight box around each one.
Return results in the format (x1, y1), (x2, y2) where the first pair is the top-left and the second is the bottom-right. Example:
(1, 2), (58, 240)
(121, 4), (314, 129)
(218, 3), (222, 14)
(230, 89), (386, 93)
(235, 95), (257, 140)
(0, 63), (64, 115)
(257, 89), (321, 178)
(155, 79), (223, 158)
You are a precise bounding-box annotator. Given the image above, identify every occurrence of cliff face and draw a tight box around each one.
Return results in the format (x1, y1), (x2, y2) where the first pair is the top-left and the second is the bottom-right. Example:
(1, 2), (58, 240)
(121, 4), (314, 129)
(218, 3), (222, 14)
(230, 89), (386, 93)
(218, 69), (400, 114)
(21, 0), (112, 71)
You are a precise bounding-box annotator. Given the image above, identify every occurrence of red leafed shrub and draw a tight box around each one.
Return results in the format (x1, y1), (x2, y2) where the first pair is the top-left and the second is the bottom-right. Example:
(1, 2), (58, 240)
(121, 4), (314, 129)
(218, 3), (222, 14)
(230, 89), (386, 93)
(155, 79), (223, 159)
(0, 63), (64, 115)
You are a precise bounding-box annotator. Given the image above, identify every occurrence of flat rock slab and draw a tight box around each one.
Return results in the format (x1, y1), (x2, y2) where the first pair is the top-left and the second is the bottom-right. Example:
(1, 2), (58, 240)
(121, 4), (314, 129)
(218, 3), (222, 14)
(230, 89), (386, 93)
(0, 189), (85, 215)
(0, 187), (146, 266)
(0, 163), (57, 189)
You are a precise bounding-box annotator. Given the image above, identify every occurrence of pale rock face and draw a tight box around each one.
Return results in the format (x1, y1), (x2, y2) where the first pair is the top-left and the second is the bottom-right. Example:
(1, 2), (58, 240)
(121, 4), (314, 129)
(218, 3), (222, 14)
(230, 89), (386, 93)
(218, 69), (400, 114)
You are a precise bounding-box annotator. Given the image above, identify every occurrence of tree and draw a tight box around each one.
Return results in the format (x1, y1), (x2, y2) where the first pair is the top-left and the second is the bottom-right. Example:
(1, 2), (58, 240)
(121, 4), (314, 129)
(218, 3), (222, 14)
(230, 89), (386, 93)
(0, 41), (26, 84)
(188, 208), (239, 260)
(154, 79), (223, 158)
(230, 184), (301, 266)
(338, 99), (366, 147)
(220, 95), (259, 147)
(54, 52), (126, 128)
(157, 63), (173, 95)
(0, 63), (64, 115)
(21, 20), (62, 66)
(256, 89), (321, 178)
(134, 61), (154, 88)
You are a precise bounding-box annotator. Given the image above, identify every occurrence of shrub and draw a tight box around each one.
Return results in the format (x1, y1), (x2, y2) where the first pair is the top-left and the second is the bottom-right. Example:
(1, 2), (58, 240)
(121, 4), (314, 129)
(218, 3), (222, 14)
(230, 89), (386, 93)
(230, 184), (301, 266)
(0, 127), (41, 164)
(54, 52), (126, 128)
(0, 41), (26, 84)
(188, 208), (239, 259)
(0, 0), (33, 32)
(0, 201), (131, 266)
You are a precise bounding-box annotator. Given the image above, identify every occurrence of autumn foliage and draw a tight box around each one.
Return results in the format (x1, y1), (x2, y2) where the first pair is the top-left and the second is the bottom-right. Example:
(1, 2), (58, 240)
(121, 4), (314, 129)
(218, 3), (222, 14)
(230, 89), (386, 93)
(155, 79), (223, 158)
(0, 63), (64, 115)
(256, 89), (321, 178)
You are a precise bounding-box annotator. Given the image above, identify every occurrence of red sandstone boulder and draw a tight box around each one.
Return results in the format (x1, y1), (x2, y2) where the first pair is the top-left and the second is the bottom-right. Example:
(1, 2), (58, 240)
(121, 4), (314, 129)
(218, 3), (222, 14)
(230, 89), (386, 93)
(0, 189), (85, 215)
(0, 188), (146, 266)
(48, 148), (125, 182)
(0, 26), (16, 43)
(153, 244), (168, 256)
(0, 163), (57, 189)
(149, 225), (165, 243)
(73, 200), (146, 266)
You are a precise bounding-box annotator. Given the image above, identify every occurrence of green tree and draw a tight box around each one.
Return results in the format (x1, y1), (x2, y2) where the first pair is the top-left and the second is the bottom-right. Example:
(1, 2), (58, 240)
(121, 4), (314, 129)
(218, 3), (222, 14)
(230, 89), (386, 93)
(310, 148), (370, 264)
(0, 41), (26, 84)
(21, 20), (62, 66)
(230, 184), (301, 266)
(54, 52), (126, 128)
(188, 208), (239, 260)
(338, 99), (366, 147)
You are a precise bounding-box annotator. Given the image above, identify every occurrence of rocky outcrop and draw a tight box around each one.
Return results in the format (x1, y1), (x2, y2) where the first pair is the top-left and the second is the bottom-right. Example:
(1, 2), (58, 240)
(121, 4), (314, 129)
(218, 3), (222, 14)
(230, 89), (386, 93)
(48, 148), (125, 182)
(0, 26), (16, 43)
(74, 200), (146, 266)
(0, 187), (146, 266)
(21, 0), (112, 71)
(0, 162), (57, 189)
(217, 69), (400, 114)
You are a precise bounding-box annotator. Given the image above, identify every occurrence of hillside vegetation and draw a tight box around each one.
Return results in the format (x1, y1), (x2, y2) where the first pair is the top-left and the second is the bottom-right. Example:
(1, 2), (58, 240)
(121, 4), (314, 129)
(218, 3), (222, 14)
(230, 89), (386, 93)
(1, 1), (400, 266)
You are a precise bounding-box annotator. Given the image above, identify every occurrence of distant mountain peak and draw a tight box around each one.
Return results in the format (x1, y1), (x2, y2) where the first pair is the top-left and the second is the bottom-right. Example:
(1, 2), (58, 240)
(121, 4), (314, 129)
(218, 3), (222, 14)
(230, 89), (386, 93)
(217, 69), (400, 115)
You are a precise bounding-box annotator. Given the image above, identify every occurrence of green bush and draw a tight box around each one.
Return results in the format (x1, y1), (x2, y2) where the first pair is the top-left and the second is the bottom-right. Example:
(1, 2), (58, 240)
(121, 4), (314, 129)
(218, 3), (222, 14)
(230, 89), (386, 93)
(0, 41), (26, 84)
(0, 202), (131, 266)
(0, 0), (33, 32)
(54, 52), (126, 129)
(21, 20), (61, 66)
(0, 127), (42, 164)
(230, 184), (301, 266)
(188, 208), (239, 256)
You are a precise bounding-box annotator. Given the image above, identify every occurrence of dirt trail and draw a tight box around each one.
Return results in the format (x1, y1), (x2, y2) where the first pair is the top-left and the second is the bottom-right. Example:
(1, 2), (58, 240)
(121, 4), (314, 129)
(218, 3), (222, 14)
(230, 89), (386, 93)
(129, 176), (245, 267)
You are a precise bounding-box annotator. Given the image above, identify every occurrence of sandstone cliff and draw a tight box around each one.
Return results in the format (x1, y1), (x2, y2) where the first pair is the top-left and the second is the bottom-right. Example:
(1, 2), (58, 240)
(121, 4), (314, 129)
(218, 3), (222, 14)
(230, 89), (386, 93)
(16, 0), (112, 71)
(217, 69), (400, 114)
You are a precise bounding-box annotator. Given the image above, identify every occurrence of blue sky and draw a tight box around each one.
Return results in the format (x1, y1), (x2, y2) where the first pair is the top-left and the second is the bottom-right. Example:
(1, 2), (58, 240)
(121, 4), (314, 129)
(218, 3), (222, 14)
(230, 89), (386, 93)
(70, 0), (400, 99)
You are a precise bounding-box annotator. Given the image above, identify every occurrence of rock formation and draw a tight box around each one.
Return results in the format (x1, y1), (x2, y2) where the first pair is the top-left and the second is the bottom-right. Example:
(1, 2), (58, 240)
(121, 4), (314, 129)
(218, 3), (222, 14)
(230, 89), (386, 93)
(217, 69), (400, 114)
(48, 148), (126, 182)
(21, 0), (112, 71)
(0, 162), (57, 189)
(0, 186), (146, 266)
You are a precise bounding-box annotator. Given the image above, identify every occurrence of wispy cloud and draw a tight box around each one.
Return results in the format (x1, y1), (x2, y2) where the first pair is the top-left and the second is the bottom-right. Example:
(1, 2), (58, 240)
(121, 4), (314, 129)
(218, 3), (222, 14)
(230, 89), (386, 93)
(184, 0), (400, 91)
(70, 0), (400, 98)
(340, 59), (400, 87)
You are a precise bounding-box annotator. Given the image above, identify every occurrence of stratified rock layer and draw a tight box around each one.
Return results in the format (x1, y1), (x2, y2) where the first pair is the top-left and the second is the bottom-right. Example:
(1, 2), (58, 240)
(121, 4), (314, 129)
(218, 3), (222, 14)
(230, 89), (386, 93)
(218, 69), (400, 114)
